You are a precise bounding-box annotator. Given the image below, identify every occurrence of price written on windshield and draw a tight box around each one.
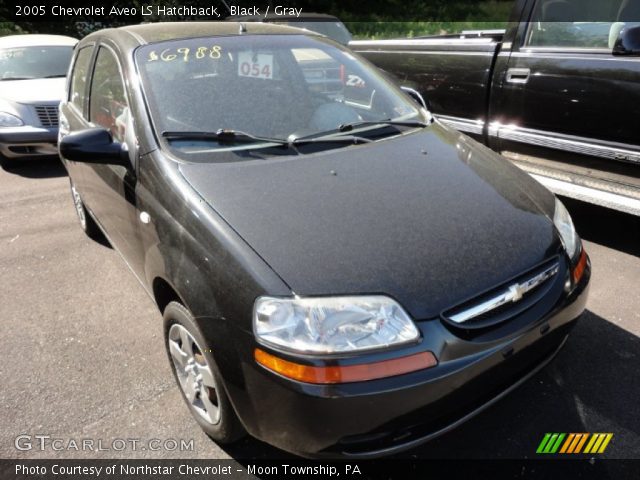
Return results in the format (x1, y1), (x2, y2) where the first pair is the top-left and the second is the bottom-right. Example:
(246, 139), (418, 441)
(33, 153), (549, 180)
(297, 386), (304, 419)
(147, 46), (222, 62)
(237, 52), (274, 80)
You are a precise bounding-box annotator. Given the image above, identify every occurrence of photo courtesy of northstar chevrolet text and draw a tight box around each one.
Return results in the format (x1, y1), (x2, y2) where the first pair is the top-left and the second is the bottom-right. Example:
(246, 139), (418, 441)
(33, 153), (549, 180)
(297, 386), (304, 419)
(1, 0), (639, 477)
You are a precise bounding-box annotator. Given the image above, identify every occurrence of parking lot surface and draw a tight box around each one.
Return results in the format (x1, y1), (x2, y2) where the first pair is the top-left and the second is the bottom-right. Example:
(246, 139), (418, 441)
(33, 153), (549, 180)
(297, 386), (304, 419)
(1, 159), (638, 459)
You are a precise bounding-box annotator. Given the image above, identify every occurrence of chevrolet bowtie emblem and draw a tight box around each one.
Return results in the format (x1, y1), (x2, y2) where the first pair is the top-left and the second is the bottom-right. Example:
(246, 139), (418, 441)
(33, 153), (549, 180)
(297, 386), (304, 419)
(448, 263), (560, 324)
(507, 283), (526, 302)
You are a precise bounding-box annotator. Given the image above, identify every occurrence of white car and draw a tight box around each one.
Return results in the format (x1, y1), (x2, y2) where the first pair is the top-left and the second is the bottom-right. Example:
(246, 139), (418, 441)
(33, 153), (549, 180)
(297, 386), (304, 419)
(0, 34), (77, 168)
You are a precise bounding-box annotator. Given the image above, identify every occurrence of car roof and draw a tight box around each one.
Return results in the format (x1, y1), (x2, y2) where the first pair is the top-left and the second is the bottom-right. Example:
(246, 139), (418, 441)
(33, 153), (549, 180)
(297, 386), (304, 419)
(0, 34), (78, 48)
(87, 21), (320, 46)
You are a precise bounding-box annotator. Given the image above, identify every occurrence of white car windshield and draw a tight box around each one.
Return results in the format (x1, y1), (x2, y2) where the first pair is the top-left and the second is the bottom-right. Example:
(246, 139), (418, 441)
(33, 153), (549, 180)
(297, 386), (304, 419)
(0, 46), (74, 81)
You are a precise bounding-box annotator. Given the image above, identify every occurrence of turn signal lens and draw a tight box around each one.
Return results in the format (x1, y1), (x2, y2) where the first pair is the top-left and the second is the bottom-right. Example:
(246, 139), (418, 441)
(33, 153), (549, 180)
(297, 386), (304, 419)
(572, 248), (588, 284)
(254, 348), (437, 384)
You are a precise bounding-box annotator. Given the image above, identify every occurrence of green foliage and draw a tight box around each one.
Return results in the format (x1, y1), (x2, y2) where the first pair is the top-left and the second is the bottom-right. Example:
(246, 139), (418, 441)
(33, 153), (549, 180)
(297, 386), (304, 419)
(0, 22), (23, 36)
(0, 0), (515, 38)
(344, 1), (513, 39)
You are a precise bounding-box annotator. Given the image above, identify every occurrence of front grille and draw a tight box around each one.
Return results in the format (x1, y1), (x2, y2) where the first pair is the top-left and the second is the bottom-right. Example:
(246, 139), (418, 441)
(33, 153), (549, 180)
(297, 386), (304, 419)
(34, 105), (59, 127)
(442, 257), (562, 331)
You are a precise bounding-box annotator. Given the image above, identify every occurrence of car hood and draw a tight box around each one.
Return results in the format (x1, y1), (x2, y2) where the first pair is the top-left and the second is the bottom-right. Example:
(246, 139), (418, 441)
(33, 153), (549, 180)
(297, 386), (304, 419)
(0, 78), (66, 103)
(179, 124), (559, 319)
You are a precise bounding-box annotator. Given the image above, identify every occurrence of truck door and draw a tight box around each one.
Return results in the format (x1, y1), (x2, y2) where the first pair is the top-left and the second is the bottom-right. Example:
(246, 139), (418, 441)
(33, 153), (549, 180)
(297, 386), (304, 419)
(489, 0), (640, 209)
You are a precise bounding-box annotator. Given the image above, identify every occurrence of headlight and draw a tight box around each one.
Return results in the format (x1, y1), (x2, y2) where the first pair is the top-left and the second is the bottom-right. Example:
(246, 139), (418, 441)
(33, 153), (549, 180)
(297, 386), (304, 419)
(0, 112), (24, 127)
(553, 198), (580, 259)
(253, 295), (420, 354)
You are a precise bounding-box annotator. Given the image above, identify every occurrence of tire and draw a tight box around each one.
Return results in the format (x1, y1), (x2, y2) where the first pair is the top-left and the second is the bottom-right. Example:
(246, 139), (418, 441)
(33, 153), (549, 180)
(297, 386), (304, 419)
(163, 301), (245, 444)
(0, 155), (19, 170)
(69, 181), (102, 240)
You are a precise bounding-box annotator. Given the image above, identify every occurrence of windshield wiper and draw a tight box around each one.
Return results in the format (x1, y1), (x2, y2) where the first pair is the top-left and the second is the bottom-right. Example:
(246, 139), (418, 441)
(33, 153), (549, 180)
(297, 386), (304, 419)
(289, 134), (372, 146)
(162, 129), (289, 145)
(43, 74), (67, 78)
(288, 119), (429, 144)
(338, 119), (429, 132)
(0, 76), (34, 81)
(162, 129), (372, 147)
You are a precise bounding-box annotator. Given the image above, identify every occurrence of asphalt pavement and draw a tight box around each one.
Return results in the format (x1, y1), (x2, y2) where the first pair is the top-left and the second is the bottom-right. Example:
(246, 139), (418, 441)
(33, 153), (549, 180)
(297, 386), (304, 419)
(1, 159), (638, 460)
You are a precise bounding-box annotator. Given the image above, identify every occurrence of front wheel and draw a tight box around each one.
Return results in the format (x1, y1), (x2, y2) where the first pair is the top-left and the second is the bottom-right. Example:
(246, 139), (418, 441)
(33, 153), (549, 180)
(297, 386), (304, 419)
(69, 182), (101, 240)
(164, 301), (245, 444)
(0, 154), (19, 170)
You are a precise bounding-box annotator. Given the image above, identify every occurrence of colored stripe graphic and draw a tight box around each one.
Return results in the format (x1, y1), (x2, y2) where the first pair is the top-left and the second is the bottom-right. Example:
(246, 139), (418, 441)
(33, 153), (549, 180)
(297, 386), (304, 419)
(586, 434), (603, 453)
(538, 433), (613, 454)
(544, 433), (559, 453)
(567, 433), (583, 453)
(583, 433), (598, 453)
(536, 433), (552, 453)
(559, 433), (575, 453)
(598, 434), (613, 453)
(550, 433), (565, 453)
(574, 433), (588, 453)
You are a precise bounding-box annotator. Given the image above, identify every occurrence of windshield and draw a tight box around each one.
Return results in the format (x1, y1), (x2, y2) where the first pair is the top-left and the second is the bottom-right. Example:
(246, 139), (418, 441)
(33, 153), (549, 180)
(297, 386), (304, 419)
(0, 46), (74, 80)
(135, 35), (424, 152)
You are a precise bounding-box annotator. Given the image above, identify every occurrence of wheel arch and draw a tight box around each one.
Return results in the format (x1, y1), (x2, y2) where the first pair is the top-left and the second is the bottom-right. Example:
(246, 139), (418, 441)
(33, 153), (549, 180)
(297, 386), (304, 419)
(152, 276), (187, 314)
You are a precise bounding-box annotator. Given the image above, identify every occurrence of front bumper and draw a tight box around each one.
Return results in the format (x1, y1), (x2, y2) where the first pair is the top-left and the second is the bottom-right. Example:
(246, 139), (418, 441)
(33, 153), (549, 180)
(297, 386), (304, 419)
(224, 257), (590, 458)
(0, 126), (58, 159)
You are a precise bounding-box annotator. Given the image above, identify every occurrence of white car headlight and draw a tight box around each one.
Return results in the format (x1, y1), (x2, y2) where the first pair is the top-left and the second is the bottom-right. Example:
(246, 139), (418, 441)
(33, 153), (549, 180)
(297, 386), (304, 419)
(553, 198), (580, 259)
(253, 295), (420, 354)
(0, 112), (24, 127)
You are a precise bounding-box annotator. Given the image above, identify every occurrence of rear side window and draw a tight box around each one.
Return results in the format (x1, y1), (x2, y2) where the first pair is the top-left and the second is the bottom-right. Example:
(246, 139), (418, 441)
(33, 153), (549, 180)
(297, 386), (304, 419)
(89, 47), (130, 143)
(526, 0), (630, 49)
(69, 46), (93, 112)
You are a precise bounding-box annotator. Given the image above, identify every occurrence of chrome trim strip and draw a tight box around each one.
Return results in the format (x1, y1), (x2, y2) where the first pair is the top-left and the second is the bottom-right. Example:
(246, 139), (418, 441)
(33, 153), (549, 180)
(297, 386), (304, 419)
(448, 263), (559, 324)
(350, 38), (496, 47)
(510, 51), (633, 61)
(520, 47), (611, 54)
(352, 50), (494, 56)
(528, 174), (640, 217)
(492, 125), (640, 164)
(437, 115), (485, 135)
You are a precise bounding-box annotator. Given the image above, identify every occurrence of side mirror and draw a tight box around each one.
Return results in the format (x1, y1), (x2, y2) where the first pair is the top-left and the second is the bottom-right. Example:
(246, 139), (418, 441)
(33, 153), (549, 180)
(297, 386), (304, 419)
(613, 25), (640, 56)
(60, 128), (129, 166)
(401, 86), (430, 110)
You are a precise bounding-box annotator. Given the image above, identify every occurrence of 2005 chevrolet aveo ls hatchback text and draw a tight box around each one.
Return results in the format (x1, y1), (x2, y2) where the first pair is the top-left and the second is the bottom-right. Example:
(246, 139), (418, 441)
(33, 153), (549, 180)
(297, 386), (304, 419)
(59, 23), (590, 458)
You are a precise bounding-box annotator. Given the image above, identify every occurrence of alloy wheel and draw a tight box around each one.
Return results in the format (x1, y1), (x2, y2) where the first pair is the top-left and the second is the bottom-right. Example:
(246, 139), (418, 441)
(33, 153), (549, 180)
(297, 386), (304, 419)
(168, 324), (221, 425)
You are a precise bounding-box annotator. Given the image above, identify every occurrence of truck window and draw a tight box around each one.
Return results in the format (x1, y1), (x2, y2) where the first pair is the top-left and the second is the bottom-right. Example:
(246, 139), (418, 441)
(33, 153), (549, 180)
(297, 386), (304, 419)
(526, 0), (632, 49)
(292, 48), (376, 109)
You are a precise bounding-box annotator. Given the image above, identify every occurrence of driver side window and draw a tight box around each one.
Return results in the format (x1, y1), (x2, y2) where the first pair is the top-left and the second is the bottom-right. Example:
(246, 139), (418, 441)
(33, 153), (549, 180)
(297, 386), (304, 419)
(89, 47), (129, 143)
(526, 0), (630, 49)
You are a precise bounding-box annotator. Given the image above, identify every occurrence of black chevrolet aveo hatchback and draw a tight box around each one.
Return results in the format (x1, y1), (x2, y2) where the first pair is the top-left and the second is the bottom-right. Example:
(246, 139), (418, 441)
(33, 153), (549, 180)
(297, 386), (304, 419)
(59, 22), (590, 458)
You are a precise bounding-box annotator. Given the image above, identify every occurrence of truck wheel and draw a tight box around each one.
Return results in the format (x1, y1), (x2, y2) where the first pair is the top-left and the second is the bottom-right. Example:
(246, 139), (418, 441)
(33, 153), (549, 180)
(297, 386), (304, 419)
(70, 182), (101, 240)
(164, 301), (245, 444)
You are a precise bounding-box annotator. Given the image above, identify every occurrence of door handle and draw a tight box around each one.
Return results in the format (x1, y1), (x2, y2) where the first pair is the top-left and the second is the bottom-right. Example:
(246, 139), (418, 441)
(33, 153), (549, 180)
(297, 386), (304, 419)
(506, 68), (531, 84)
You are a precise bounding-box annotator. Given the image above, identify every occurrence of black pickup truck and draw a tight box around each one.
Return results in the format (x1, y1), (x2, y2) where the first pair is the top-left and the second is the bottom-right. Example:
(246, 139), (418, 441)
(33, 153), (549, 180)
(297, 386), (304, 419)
(351, 0), (640, 215)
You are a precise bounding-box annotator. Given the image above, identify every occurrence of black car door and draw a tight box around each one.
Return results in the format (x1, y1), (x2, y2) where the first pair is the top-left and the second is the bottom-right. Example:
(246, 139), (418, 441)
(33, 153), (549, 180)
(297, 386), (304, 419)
(489, 0), (640, 200)
(80, 43), (145, 278)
